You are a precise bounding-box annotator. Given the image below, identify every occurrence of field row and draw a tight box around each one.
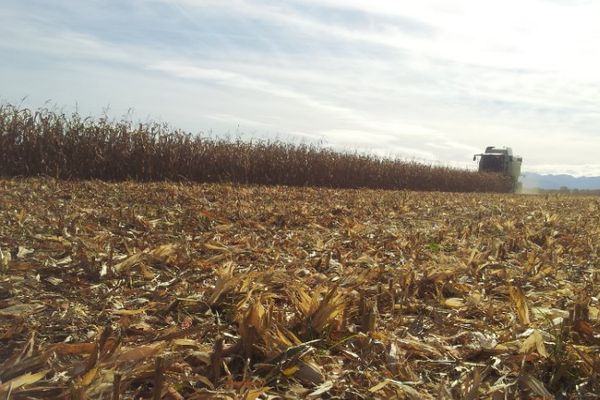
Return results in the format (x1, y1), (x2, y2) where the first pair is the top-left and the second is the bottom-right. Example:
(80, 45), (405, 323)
(0, 104), (511, 192)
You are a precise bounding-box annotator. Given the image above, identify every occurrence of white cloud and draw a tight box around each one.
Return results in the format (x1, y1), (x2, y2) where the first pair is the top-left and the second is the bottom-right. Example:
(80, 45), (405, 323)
(526, 164), (600, 177)
(148, 61), (360, 119)
(2, 0), (600, 175)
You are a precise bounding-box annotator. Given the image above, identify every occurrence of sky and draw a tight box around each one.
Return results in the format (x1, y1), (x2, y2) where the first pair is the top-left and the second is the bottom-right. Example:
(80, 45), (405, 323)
(2, 0), (600, 176)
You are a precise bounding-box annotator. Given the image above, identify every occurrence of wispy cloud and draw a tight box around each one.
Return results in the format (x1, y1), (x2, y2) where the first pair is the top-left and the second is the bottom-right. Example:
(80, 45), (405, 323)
(2, 0), (600, 175)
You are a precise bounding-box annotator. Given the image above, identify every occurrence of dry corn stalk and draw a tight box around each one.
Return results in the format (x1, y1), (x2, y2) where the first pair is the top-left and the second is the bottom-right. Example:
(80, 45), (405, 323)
(509, 284), (531, 325)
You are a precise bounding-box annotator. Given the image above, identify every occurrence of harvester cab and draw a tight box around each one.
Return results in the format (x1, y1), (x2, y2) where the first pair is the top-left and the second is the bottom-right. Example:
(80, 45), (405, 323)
(473, 146), (523, 192)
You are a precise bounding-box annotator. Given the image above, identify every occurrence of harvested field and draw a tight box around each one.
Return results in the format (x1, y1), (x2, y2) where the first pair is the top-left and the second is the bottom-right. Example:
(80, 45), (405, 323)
(1, 179), (599, 399)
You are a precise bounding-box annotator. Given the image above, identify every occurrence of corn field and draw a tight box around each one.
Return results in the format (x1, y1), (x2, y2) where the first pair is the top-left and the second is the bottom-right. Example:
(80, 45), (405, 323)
(1, 179), (599, 399)
(0, 104), (511, 192)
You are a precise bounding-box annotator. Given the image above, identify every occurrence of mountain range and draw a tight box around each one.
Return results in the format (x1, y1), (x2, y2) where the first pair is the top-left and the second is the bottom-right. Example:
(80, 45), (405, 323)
(521, 172), (600, 190)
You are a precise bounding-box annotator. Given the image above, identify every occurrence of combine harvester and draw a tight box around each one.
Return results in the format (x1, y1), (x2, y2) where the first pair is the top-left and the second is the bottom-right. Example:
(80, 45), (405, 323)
(473, 146), (523, 192)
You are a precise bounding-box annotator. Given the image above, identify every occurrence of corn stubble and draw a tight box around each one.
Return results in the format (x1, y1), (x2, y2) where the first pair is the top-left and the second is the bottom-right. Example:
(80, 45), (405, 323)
(0, 104), (511, 192)
(1, 179), (599, 399)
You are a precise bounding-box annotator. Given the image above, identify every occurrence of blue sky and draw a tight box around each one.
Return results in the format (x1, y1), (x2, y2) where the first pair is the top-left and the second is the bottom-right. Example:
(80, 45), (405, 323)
(2, 0), (600, 175)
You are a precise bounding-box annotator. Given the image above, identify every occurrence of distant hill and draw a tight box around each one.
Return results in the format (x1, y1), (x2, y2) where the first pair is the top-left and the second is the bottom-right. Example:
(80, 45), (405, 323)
(522, 172), (600, 190)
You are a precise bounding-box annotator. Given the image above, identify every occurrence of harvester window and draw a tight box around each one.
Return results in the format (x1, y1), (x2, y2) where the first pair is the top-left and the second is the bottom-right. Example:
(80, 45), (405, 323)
(480, 155), (504, 173)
